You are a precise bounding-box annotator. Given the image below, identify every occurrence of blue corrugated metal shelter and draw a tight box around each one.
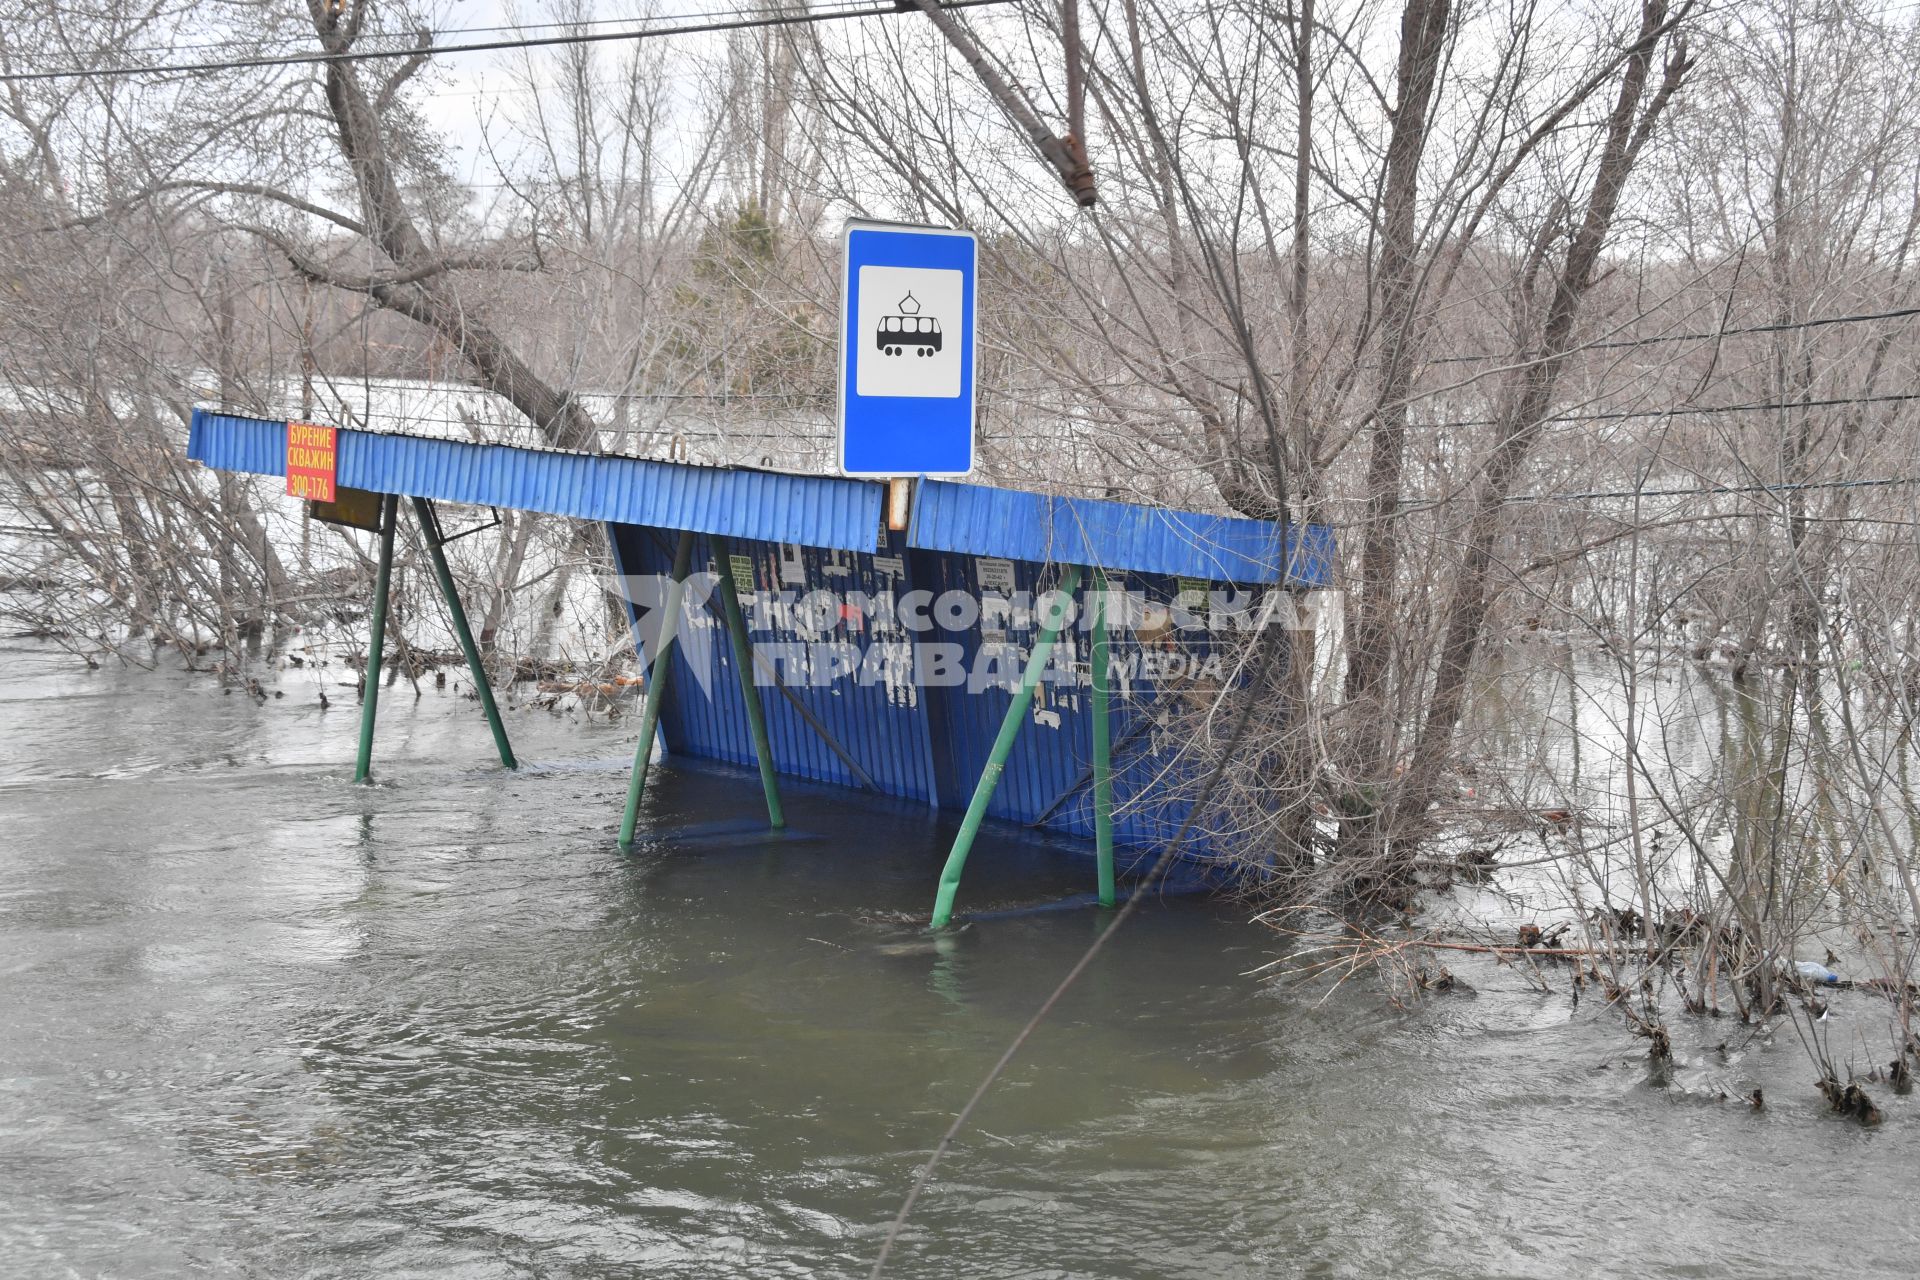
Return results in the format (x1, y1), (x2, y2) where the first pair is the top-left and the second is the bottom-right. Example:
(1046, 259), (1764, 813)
(188, 409), (1333, 917)
(190, 410), (885, 550)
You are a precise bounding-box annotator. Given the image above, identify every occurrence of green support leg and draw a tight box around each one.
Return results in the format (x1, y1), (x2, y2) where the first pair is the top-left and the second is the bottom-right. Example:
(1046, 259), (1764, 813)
(931, 563), (1085, 927)
(618, 529), (694, 850)
(712, 535), (785, 829)
(413, 497), (516, 770)
(354, 493), (399, 784)
(1090, 567), (1116, 906)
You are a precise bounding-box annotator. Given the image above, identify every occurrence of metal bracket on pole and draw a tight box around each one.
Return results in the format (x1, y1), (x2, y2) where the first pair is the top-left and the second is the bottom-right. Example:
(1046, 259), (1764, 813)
(930, 562), (1085, 927)
(422, 503), (503, 545)
(413, 496), (517, 770)
(619, 529), (695, 849)
(1090, 566), (1116, 906)
(711, 535), (785, 830)
(354, 493), (399, 784)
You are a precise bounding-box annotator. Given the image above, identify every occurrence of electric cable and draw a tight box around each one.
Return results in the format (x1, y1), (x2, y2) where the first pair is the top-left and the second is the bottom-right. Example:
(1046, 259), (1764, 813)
(0, 0), (1016, 83)
(1434, 389), (1920, 431)
(1432, 304), (1920, 365)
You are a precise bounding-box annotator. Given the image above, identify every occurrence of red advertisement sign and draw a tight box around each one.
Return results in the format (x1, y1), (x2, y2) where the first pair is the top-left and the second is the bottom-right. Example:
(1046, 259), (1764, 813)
(286, 422), (338, 502)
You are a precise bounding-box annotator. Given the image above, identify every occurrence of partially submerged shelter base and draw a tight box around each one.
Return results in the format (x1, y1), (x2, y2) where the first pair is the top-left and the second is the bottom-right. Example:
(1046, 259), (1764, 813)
(187, 410), (1333, 923)
(354, 493), (397, 785)
(619, 530), (694, 849)
(351, 491), (517, 783)
(931, 563), (1084, 928)
(710, 534), (787, 831)
(414, 497), (518, 772)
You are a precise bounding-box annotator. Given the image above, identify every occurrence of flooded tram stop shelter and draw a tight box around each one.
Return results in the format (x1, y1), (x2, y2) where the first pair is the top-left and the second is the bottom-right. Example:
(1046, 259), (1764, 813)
(187, 409), (1334, 926)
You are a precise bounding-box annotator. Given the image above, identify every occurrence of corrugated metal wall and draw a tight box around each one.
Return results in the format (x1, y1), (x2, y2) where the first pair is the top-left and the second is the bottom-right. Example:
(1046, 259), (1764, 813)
(609, 524), (941, 804)
(906, 549), (1238, 851)
(611, 520), (1253, 855)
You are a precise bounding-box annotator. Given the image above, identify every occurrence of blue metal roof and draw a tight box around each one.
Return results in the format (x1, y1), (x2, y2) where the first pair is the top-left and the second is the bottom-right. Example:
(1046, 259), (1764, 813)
(908, 479), (1332, 587)
(188, 409), (886, 553)
(188, 408), (1332, 585)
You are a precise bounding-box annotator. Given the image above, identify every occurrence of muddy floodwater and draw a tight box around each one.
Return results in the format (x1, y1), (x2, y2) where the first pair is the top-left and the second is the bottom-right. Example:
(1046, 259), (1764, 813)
(1, 639), (1915, 1278)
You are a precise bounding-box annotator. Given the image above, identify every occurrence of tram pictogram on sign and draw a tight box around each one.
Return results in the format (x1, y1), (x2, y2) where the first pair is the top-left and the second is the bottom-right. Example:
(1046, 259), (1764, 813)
(876, 291), (943, 358)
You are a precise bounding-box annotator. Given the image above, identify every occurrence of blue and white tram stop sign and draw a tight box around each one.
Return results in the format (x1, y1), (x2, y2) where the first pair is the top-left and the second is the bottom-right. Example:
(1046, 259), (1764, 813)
(837, 220), (977, 477)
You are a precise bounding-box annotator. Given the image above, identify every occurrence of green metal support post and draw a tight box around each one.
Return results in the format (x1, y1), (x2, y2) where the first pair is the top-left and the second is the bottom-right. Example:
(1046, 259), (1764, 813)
(930, 563), (1084, 927)
(354, 493), (399, 784)
(1090, 567), (1116, 906)
(711, 535), (785, 829)
(413, 497), (517, 770)
(618, 529), (695, 850)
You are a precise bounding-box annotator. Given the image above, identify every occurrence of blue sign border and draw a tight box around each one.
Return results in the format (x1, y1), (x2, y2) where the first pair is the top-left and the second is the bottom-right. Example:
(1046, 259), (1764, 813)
(837, 220), (977, 478)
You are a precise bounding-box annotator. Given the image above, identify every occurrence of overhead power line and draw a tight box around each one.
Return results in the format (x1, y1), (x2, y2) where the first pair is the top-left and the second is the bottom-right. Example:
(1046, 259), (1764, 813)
(0, 0), (1017, 83)
(1388, 473), (1920, 519)
(1517, 475), (1920, 504)
(1434, 304), (1920, 365)
(1439, 389), (1920, 430)
(83, 5), (798, 59)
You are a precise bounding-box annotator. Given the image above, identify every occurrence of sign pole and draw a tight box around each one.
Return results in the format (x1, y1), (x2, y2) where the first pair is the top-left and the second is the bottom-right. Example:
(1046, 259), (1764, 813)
(353, 493), (399, 784)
